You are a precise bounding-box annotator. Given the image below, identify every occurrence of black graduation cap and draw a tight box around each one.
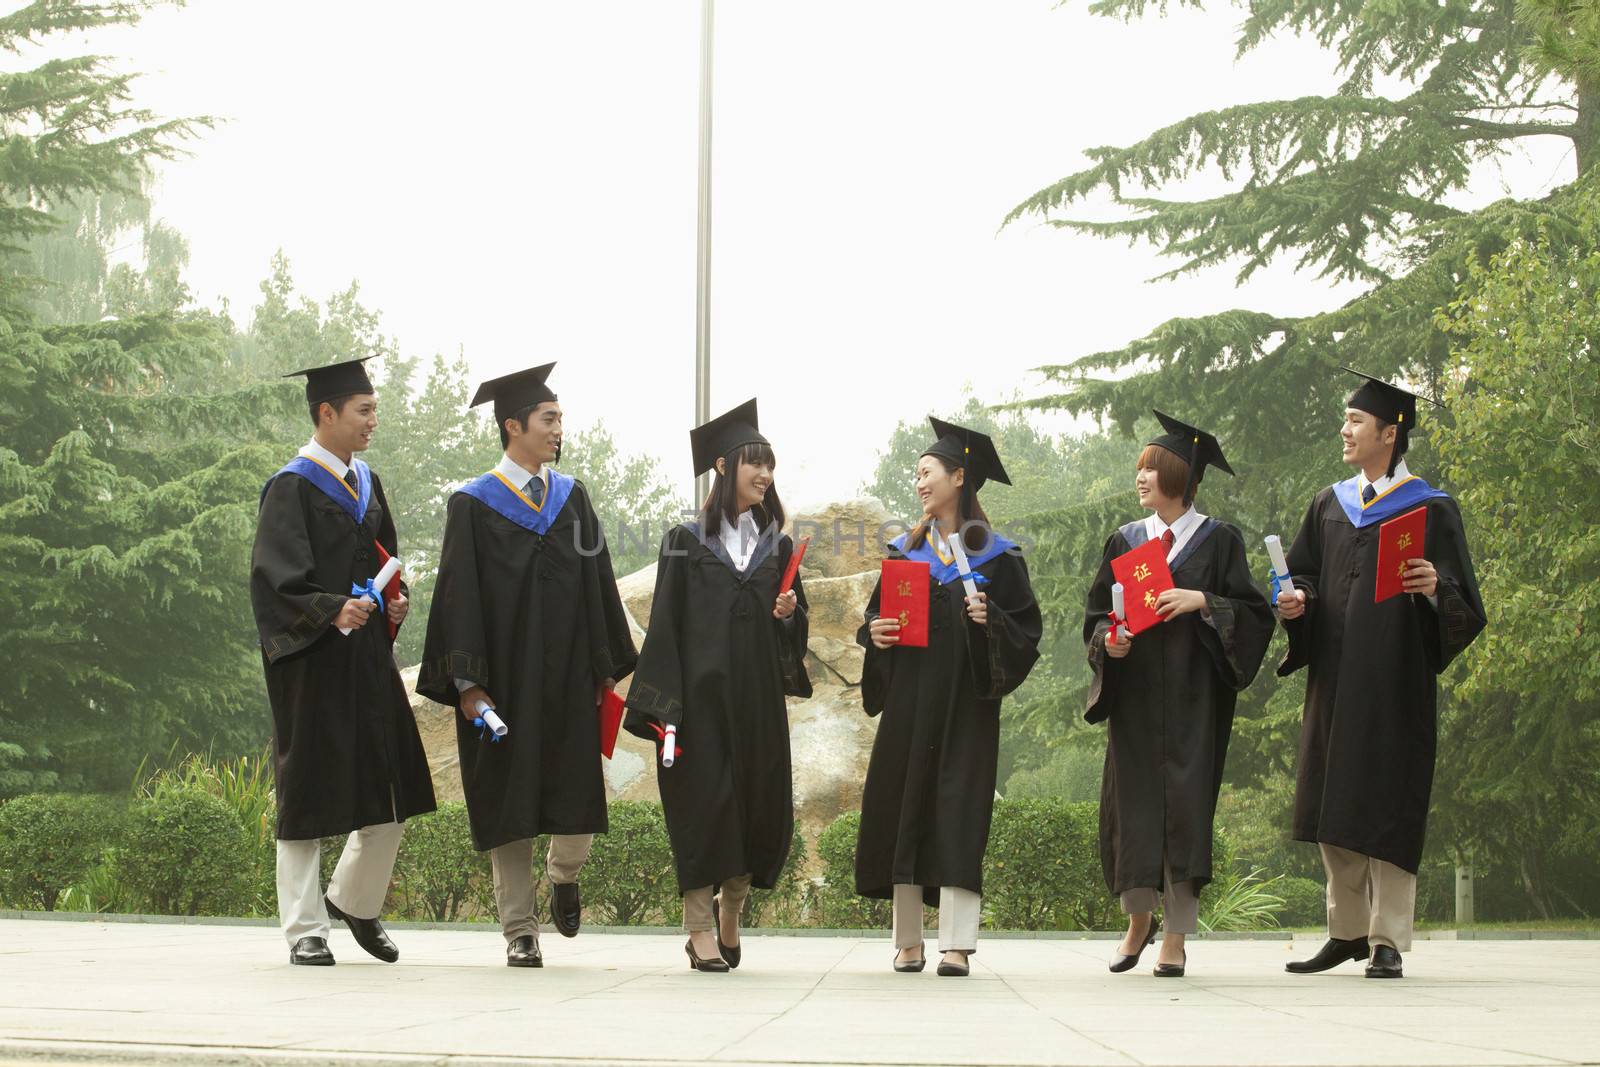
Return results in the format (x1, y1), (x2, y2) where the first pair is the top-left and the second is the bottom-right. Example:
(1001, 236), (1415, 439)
(921, 417), (1011, 492)
(284, 357), (376, 406)
(1148, 410), (1235, 506)
(470, 362), (559, 426)
(690, 398), (769, 477)
(1342, 367), (1443, 477)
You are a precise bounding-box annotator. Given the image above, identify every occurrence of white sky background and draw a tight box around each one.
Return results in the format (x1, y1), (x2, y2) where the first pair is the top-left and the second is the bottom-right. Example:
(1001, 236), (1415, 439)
(65, 0), (1576, 511)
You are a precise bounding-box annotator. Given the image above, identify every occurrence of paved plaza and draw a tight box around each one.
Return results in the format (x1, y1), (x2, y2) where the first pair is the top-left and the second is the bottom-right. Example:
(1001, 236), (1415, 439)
(1, 918), (1598, 1066)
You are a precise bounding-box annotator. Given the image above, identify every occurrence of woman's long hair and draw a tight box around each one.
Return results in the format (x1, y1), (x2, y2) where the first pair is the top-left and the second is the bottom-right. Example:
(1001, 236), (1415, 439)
(698, 441), (785, 537)
(905, 454), (992, 553)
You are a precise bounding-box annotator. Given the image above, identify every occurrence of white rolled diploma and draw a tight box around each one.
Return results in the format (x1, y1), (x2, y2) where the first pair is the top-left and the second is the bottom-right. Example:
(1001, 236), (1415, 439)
(473, 698), (508, 739)
(1110, 582), (1126, 644)
(944, 528), (980, 602)
(1264, 535), (1297, 603)
(661, 724), (678, 768)
(339, 556), (404, 635)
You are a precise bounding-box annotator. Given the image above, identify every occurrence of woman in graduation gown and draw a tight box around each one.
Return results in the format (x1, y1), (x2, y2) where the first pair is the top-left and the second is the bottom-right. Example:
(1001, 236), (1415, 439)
(855, 419), (1042, 977)
(1081, 412), (1274, 977)
(624, 399), (811, 973)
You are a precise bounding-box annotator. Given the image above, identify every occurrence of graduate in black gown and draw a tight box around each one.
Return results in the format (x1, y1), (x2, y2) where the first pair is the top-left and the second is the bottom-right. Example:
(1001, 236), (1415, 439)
(623, 399), (812, 973)
(855, 419), (1043, 977)
(415, 363), (637, 968)
(1278, 370), (1485, 980)
(1081, 413), (1273, 978)
(251, 357), (437, 967)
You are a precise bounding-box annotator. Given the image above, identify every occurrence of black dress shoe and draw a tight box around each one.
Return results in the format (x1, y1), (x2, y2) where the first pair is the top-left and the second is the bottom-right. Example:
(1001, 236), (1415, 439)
(1109, 925), (1156, 974)
(712, 895), (741, 969)
(1153, 949), (1187, 977)
(325, 895), (398, 963)
(893, 942), (927, 973)
(686, 938), (729, 972)
(936, 950), (971, 977)
(506, 935), (543, 968)
(1286, 936), (1370, 974)
(1365, 945), (1403, 979)
(550, 881), (581, 938)
(290, 936), (335, 966)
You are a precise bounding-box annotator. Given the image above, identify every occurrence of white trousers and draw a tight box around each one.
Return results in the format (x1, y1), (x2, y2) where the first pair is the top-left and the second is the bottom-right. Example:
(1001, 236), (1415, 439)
(1322, 843), (1417, 952)
(276, 820), (404, 946)
(489, 834), (593, 943)
(892, 884), (981, 953)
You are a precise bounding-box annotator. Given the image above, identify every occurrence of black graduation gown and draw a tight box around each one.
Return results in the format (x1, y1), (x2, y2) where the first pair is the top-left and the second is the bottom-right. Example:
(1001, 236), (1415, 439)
(415, 478), (637, 852)
(623, 522), (812, 893)
(1279, 486), (1486, 873)
(854, 542), (1042, 904)
(1081, 518), (1274, 896)
(251, 468), (437, 841)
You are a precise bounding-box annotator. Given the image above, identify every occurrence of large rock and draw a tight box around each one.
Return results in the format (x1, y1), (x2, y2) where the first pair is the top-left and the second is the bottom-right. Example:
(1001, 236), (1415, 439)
(788, 497), (900, 578)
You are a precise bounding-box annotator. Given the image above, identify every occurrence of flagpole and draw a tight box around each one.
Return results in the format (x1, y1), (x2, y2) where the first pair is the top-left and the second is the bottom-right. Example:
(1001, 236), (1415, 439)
(693, 0), (715, 508)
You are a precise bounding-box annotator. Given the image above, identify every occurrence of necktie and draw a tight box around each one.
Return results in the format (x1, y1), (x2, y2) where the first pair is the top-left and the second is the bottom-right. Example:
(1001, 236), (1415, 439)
(526, 477), (545, 507)
(343, 469), (358, 494)
(1161, 528), (1176, 551)
(1362, 483), (1377, 505)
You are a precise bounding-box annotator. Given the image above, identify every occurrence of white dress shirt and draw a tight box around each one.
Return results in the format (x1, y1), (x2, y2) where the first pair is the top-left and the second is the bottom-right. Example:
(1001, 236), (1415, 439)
(1358, 458), (1412, 502)
(496, 454), (548, 498)
(721, 510), (761, 572)
(300, 437), (351, 480)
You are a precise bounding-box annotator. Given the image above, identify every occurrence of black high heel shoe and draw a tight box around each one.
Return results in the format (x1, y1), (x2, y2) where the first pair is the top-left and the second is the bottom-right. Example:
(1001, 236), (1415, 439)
(712, 896), (741, 970)
(1153, 948), (1187, 978)
(893, 942), (926, 973)
(685, 937), (729, 973)
(1108, 924), (1156, 973)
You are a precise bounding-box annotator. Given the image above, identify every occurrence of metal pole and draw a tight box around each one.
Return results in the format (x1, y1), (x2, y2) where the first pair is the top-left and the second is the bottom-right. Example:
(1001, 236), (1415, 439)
(693, 0), (715, 508)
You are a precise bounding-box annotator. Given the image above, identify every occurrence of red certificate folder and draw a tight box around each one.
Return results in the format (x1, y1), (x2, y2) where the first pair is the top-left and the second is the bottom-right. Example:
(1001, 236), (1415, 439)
(1375, 506), (1428, 603)
(880, 559), (931, 648)
(599, 689), (625, 759)
(373, 540), (402, 640)
(778, 536), (810, 596)
(1109, 537), (1176, 635)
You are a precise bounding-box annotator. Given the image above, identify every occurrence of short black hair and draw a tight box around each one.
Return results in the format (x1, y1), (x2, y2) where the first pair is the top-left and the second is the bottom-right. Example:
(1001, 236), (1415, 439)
(499, 400), (558, 448)
(309, 394), (357, 427)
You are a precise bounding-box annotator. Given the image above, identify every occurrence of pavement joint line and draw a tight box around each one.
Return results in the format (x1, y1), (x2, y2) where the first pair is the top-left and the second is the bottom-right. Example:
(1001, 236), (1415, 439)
(703, 935), (852, 1062)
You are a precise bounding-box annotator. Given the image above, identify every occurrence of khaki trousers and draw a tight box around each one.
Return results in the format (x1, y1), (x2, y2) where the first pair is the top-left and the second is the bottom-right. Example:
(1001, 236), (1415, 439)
(277, 820), (404, 946)
(1321, 843), (1416, 952)
(490, 834), (593, 943)
(892, 884), (981, 953)
(1119, 855), (1200, 935)
(682, 874), (753, 933)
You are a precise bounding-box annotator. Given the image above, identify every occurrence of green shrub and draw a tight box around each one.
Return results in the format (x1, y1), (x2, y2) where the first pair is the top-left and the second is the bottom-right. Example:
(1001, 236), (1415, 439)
(1003, 746), (1103, 803)
(116, 786), (255, 915)
(0, 793), (122, 910)
(583, 801), (676, 925)
(1199, 831), (1285, 931)
(1276, 876), (1326, 927)
(742, 826), (811, 928)
(136, 750), (277, 915)
(813, 811), (890, 928)
(985, 798), (1118, 929)
(392, 803), (490, 922)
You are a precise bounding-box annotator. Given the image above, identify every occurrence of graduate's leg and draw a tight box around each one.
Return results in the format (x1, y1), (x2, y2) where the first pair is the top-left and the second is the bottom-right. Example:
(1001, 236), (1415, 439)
(546, 833), (593, 883)
(892, 885), (926, 963)
(716, 874), (752, 944)
(1157, 857), (1197, 966)
(1118, 886), (1158, 955)
(326, 820), (403, 920)
(1367, 857), (1416, 953)
(1320, 843), (1372, 941)
(490, 838), (539, 944)
(683, 886), (715, 932)
(937, 886), (980, 955)
(276, 837), (329, 946)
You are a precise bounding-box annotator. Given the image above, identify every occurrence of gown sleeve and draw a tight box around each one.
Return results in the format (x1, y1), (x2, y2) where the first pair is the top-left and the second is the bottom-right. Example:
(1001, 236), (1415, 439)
(414, 493), (489, 706)
(1081, 532), (1122, 724)
(1193, 524), (1275, 691)
(1276, 491), (1325, 677)
(573, 481), (639, 685)
(1418, 496), (1486, 674)
(854, 570), (891, 717)
(251, 475), (346, 665)
(968, 550), (1043, 700)
(622, 525), (691, 737)
(775, 535), (813, 699)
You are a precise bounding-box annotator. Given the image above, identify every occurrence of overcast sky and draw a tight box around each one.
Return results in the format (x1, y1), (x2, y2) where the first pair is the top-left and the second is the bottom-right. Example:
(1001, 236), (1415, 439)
(68, 0), (1575, 509)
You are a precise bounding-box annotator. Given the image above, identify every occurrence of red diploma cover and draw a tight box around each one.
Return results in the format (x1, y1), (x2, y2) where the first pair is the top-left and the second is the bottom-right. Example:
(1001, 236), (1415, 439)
(374, 540), (402, 640)
(1109, 537), (1176, 635)
(880, 559), (931, 648)
(1374, 506), (1428, 603)
(779, 536), (810, 596)
(599, 689), (625, 759)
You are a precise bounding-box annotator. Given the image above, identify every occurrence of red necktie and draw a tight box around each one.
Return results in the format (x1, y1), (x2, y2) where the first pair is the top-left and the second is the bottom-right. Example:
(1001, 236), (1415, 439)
(1161, 529), (1175, 550)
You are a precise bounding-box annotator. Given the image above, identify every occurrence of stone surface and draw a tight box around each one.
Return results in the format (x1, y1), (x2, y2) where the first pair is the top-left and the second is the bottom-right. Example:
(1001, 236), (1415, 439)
(3, 919), (1597, 1067)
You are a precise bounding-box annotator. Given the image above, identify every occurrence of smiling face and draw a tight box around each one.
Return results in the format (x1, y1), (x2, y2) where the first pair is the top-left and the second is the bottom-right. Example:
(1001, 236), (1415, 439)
(716, 448), (776, 512)
(915, 454), (964, 519)
(317, 393), (378, 455)
(1135, 443), (1188, 513)
(1341, 407), (1396, 471)
(505, 401), (563, 467)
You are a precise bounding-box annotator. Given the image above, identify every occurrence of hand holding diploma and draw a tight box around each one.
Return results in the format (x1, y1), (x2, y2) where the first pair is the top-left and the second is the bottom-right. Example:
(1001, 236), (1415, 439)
(1266, 535), (1306, 618)
(1106, 582), (1132, 658)
(868, 615), (901, 649)
(645, 721), (683, 766)
(340, 556), (403, 635)
(1401, 557), (1438, 597)
(473, 698), (508, 742)
(773, 589), (798, 619)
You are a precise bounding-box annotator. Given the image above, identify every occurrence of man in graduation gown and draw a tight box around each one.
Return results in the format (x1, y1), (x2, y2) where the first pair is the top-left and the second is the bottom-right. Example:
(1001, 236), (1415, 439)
(416, 363), (637, 967)
(855, 420), (1043, 974)
(1277, 370), (1486, 979)
(251, 357), (438, 967)
(1082, 413), (1274, 976)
